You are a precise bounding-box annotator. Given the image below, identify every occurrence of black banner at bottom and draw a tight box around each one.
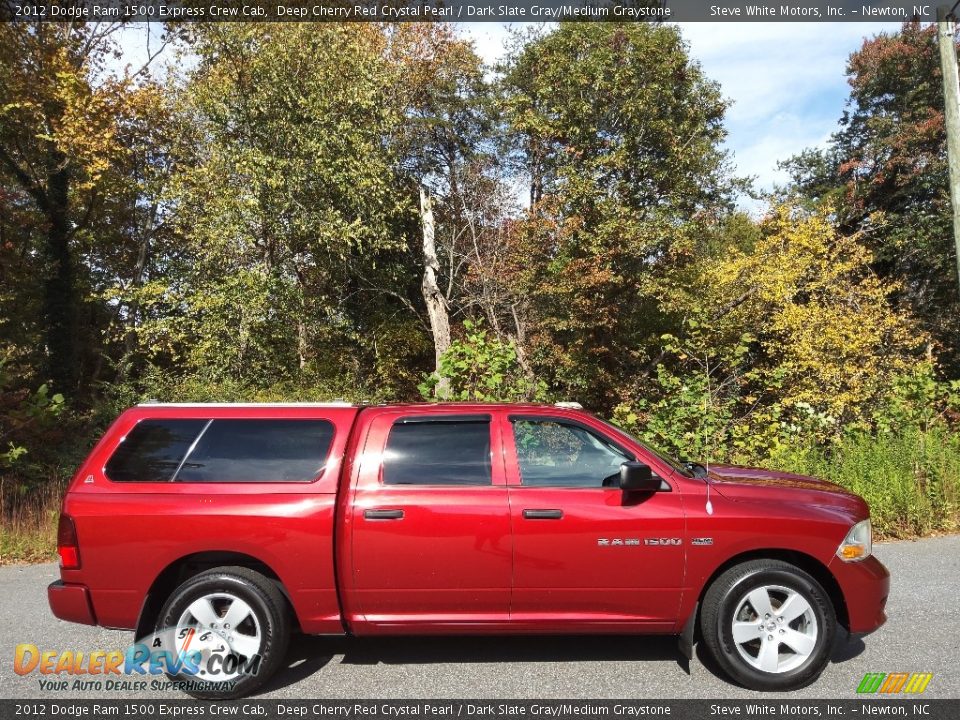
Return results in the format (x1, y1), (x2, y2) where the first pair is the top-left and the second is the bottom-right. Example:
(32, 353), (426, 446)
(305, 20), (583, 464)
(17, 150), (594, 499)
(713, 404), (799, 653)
(0, 700), (957, 720)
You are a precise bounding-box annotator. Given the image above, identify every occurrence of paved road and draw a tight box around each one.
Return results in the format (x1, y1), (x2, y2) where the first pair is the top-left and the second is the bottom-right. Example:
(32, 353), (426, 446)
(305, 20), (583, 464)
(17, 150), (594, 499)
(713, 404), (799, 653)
(1, 536), (958, 700)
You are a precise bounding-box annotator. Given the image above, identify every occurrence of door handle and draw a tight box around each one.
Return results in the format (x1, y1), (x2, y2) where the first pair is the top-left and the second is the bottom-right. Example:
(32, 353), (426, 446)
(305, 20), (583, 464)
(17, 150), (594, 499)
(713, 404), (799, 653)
(364, 509), (405, 520)
(523, 509), (563, 520)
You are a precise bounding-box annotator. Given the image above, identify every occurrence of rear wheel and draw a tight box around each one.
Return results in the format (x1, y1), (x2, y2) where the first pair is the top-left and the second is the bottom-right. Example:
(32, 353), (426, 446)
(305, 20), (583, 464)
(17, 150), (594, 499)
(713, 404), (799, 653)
(153, 566), (290, 699)
(700, 559), (836, 691)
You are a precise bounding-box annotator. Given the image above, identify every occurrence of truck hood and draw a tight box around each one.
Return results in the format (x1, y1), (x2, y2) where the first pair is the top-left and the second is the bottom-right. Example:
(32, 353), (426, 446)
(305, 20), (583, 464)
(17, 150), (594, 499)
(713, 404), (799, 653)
(705, 463), (868, 518)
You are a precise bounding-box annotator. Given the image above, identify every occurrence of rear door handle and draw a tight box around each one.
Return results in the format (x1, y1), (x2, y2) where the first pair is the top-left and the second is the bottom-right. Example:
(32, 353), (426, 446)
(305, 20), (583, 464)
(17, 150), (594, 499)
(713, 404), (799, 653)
(523, 509), (563, 520)
(364, 509), (405, 520)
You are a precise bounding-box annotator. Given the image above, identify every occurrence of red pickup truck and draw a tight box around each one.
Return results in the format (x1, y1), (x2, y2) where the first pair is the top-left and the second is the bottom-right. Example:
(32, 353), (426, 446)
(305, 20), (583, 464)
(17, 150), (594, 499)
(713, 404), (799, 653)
(49, 402), (888, 698)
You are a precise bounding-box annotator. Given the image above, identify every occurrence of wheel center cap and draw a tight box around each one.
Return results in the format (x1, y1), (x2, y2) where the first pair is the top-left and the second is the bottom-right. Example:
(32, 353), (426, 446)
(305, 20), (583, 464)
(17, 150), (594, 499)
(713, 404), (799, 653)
(766, 620), (777, 632)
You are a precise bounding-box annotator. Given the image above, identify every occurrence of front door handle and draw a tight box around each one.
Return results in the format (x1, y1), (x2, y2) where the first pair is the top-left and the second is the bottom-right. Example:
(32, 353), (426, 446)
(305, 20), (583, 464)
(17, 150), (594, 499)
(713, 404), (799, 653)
(523, 509), (563, 520)
(364, 509), (405, 520)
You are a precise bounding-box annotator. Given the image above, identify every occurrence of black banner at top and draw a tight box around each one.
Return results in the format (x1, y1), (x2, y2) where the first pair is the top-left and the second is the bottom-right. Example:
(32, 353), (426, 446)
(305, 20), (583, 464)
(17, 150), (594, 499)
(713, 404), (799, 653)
(0, 0), (947, 22)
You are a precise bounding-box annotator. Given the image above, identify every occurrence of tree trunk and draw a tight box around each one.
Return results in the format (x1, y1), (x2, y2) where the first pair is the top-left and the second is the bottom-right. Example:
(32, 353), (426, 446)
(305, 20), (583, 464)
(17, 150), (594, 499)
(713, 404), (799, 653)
(297, 319), (308, 371)
(509, 301), (537, 396)
(118, 203), (155, 371)
(290, 263), (310, 372)
(419, 184), (451, 397)
(529, 138), (543, 208)
(43, 160), (78, 394)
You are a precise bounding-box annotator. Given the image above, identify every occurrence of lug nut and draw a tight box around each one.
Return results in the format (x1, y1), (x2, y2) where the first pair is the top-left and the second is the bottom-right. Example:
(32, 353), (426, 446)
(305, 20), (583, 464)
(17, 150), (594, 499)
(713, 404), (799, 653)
(768, 635), (773, 640)
(779, 629), (785, 634)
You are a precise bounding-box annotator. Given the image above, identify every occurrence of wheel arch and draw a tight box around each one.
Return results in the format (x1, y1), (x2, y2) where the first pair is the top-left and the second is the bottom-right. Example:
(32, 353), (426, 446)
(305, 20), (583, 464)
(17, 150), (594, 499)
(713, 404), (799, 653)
(134, 551), (296, 641)
(692, 548), (849, 634)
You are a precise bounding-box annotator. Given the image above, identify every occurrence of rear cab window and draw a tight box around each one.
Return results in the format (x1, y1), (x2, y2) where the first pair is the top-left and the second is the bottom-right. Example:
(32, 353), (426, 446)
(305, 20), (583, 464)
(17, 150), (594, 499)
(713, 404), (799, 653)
(104, 419), (207, 482)
(105, 417), (335, 483)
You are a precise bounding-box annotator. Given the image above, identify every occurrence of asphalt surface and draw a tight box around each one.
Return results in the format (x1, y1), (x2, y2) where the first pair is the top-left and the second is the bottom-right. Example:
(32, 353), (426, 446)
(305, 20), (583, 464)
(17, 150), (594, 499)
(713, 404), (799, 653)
(1, 535), (958, 700)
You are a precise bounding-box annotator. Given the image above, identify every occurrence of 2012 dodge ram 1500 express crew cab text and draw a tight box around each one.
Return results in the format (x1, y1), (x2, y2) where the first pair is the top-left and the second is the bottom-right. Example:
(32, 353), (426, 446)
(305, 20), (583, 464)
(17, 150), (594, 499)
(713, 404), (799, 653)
(48, 402), (889, 698)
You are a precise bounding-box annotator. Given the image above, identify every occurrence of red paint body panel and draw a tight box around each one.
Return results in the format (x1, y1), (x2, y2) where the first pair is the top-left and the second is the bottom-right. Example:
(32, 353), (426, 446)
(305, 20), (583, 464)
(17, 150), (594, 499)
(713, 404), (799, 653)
(828, 555), (890, 633)
(53, 402), (889, 644)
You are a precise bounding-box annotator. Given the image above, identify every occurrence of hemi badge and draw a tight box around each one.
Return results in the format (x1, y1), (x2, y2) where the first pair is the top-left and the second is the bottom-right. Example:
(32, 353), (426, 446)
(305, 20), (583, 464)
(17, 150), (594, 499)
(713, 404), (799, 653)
(692, 537), (713, 546)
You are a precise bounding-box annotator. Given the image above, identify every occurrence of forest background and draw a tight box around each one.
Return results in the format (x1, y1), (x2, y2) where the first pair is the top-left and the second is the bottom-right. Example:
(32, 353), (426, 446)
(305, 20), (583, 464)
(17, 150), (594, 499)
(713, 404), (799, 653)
(2, 20), (959, 561)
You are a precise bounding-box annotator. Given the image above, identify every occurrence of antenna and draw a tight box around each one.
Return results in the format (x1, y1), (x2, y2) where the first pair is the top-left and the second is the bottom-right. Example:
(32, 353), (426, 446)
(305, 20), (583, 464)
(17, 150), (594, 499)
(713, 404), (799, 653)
(703, 353), (714, 516)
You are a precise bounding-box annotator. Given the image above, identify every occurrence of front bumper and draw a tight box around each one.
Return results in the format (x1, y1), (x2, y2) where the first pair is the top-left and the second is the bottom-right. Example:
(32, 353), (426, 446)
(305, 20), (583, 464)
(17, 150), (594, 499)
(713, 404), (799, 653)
(829, 554), (889, 634)
(48, 581), (97, 626)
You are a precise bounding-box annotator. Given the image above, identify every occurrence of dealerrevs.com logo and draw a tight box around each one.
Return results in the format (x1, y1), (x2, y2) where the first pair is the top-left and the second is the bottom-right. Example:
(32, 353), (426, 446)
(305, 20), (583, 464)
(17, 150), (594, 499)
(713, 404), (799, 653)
(13, 628), (261, 692)
(857, 673), (934, 694)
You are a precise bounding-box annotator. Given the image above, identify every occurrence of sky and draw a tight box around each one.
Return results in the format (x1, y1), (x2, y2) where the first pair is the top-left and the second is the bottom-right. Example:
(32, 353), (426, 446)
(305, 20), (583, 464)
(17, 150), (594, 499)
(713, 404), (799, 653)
(120, 21), (905, 205)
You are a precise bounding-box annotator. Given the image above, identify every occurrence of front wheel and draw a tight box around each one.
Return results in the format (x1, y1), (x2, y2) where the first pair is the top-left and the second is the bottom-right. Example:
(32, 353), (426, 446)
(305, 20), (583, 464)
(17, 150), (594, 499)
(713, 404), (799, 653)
(700, 559), (836, 691)
(152, 566), (290, 699)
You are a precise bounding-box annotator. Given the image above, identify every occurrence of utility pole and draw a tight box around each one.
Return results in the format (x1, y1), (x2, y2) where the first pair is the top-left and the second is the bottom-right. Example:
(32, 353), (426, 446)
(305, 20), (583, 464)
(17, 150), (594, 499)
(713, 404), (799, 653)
(937, 5), (960, 290)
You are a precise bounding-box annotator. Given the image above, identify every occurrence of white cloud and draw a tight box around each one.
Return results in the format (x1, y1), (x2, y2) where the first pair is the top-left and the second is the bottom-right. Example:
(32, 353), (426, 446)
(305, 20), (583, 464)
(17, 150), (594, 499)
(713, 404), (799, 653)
(458, 21), (523, 65)
(109, 23), (173, 77)
(679, 22), (903, 200)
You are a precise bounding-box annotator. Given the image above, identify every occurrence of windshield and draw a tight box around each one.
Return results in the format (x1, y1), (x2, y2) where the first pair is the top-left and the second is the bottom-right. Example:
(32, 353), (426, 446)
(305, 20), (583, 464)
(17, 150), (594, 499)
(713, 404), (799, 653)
(595, 417), (695, 478)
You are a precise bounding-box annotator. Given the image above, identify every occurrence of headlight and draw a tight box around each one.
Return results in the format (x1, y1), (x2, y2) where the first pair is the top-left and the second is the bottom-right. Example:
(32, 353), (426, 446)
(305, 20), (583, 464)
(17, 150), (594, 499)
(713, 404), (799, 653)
(836, 519), (872, 561)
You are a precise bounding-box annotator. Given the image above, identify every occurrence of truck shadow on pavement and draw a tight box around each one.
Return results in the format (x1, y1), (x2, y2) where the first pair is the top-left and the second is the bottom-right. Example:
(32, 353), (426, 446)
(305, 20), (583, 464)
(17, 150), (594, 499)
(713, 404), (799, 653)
(255, 631), (866, 695)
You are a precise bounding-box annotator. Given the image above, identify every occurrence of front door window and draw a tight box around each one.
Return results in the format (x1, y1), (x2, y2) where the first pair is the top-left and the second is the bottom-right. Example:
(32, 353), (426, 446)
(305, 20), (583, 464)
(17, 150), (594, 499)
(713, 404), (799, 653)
(513, 419), (632, 488)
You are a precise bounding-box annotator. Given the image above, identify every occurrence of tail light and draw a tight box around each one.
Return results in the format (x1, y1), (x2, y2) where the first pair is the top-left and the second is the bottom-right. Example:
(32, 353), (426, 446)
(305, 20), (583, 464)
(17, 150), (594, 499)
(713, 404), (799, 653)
(57, 514), (80, 569)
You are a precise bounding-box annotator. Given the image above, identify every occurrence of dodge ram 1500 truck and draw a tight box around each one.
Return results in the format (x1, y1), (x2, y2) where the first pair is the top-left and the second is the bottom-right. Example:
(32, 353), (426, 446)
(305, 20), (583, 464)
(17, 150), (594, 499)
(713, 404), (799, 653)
(48, 402), (889, 698)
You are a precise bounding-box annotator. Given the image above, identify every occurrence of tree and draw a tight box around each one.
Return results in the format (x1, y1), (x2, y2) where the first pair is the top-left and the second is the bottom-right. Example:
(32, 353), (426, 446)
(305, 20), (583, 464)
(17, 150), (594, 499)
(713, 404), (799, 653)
(782, 22), (959, 370)
(419, 319), (546, 402)
(0, 23), (112, 394)
(384, 24), (495, 396)
(137, 24), (426, 396)
(0, 22), (169, 397)
(500, 23), (736, 410)
(617, 204), (923, 462)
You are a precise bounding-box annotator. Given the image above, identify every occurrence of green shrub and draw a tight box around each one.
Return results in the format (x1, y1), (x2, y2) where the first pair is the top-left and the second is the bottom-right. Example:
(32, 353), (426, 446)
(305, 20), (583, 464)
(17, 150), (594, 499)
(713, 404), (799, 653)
(768, 428), (960, 538)
(420, 320), (547, 402)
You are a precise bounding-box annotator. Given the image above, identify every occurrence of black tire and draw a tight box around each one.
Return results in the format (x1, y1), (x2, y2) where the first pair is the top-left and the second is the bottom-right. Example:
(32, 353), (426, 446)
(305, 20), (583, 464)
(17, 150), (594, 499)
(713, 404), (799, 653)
(700, 559), (836, 691)
(153, 566), (290, 700)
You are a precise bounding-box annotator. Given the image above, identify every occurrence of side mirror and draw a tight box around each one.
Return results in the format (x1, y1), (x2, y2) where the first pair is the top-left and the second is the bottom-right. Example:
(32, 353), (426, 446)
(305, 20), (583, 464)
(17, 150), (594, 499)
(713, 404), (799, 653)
(620, 461), (659, 492)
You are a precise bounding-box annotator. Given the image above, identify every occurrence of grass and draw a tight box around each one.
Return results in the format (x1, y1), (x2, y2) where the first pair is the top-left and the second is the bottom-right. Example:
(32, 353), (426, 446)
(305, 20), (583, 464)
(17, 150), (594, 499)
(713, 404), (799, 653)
(771, 427), (960, 539)
(0, 479), (60, 565)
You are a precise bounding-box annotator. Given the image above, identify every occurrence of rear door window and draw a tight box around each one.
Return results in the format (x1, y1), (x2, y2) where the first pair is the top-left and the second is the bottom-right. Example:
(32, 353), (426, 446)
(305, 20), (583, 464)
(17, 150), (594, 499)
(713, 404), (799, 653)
(382, 418), (492, 486)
